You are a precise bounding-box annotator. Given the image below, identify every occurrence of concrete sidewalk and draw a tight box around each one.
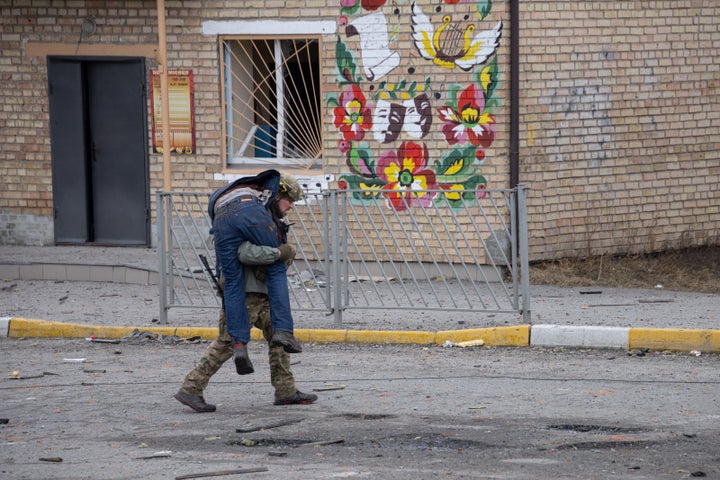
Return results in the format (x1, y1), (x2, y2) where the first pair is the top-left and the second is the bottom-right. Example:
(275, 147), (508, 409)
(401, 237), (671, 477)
(1, 245), (719, 352)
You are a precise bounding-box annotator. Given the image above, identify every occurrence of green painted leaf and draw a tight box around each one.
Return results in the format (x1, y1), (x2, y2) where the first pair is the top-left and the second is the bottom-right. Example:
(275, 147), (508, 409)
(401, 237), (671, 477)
(339, 175), (386, 202)
(477, 56), (500, 100)
(335, 37), (359, 85)
(434, 145), (479, 177)
(476, 0), (493, 20)
(346, 143), (375, 177)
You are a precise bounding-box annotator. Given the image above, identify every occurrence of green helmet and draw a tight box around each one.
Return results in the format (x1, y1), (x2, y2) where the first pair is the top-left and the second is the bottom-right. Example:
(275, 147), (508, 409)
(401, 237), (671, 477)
(279, 172), (304, 202)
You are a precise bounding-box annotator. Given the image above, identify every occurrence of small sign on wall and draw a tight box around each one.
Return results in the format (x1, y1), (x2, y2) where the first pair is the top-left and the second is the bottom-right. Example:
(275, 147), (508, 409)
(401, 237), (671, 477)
(150, 69), (196, 154)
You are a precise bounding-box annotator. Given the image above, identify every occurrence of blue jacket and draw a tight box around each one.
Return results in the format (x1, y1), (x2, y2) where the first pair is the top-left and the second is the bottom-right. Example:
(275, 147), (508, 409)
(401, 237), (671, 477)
(207, 169), (281, 222)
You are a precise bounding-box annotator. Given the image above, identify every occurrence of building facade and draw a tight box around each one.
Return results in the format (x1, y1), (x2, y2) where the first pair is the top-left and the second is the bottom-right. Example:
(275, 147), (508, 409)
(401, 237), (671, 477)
(1, 0), (718, 260)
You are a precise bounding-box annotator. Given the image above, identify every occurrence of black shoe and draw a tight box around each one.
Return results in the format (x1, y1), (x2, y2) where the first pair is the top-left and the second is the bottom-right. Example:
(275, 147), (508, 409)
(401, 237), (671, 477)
(233, 343), (254, 375)
(271, 330), (303, 353)
(274, 390), (318, 406)
(174, 391), (216, 413)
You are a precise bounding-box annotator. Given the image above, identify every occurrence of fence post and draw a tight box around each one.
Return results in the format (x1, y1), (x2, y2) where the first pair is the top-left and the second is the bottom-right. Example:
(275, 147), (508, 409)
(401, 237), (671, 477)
(517, 184), (532, 322)
(330, 190), (343, 325)
(157, 191), (169, 324)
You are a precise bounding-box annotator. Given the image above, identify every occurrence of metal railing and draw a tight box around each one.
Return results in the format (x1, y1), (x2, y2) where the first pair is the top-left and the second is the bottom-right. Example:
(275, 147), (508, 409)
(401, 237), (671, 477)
(156, 186), (531, 326)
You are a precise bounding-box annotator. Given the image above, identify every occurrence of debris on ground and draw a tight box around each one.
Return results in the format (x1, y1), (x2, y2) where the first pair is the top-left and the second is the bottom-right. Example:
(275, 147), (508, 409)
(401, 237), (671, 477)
(296, 438), (345, 447)
(175, 467), (269, 480)
(236, 417), (304, 433)
(136, 451), (173, 460)
(313, 384), (347, 392)
(120, 329), (205, 345)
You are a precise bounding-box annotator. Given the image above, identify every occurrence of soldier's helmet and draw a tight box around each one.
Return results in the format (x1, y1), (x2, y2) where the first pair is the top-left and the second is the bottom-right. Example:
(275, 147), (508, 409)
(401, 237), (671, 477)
(279, 173), (304, 202)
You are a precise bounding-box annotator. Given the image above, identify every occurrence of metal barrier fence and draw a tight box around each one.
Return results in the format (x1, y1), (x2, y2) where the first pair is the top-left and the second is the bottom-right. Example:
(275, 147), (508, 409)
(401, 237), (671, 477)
(156, 187), (531, 326)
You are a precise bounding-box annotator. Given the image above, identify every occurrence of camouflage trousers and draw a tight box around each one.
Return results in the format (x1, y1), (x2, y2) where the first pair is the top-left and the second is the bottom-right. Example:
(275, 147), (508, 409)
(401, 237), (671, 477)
(180, 292), (297, 400)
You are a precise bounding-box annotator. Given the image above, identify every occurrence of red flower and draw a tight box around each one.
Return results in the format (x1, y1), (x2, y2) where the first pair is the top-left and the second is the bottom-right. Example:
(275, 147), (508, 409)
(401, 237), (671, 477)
(333, 85), (373, 141)
(361, 0), (386, 11)
(437, 84), (495, 147)
(377, 141), (438, 211)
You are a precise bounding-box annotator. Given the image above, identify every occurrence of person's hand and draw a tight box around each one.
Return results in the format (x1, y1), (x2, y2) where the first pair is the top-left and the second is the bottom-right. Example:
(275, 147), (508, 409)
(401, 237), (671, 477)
(278, 244), (296, 265)
(254, 267), (267, 282)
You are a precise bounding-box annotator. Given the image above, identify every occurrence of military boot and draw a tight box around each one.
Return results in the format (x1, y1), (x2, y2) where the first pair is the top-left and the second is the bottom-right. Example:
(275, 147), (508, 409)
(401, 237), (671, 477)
(274, 390), (318, 405)
(174, 391), (217, 413)
(233, 343), (254, 375)
(270, 330), (302, 353)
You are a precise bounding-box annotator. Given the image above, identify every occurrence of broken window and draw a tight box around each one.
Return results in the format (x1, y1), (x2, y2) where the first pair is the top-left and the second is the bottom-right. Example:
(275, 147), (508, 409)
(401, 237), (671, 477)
(221, 37), (323, 170)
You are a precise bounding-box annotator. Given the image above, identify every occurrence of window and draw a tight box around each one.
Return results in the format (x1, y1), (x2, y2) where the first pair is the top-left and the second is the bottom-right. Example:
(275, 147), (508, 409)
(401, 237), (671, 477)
(221, 37), (322, 169)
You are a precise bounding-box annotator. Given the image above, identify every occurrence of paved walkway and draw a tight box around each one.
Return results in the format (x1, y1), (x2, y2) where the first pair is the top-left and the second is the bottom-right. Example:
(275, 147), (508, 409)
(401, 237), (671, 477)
(1, 245), (719, 352)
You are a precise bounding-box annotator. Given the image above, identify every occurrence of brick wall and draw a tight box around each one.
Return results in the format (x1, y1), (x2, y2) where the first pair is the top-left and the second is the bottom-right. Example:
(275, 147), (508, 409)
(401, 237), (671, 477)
(520, 1), (720, 259)
(0, 0), (718, 262)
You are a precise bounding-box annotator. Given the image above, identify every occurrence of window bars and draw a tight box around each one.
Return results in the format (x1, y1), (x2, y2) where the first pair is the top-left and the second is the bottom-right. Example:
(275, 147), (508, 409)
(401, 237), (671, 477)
(222, 37), (323, 169)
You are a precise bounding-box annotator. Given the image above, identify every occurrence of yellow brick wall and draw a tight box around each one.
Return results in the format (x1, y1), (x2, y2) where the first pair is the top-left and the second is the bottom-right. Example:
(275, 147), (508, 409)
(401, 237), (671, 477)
(519, 1), (720, 260)
(1, 0), (718, 259)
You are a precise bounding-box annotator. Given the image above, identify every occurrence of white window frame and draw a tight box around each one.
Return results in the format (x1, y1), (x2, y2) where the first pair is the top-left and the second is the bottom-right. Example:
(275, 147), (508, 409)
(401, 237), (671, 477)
(204, 20), (335, 170)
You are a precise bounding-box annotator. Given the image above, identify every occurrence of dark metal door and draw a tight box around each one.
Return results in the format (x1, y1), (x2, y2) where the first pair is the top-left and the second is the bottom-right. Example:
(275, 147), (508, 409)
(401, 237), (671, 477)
(48, 57), (150, 246)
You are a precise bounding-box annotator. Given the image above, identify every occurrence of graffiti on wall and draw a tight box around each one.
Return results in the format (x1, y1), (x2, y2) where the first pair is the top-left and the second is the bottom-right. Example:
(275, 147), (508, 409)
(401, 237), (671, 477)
(327, 0), (502, 210)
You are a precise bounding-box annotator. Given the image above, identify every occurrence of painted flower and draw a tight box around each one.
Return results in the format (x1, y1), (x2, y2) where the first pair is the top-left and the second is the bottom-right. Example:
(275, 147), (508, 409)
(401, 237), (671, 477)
(333, 85), (373, 141)
(361, 0), (387, 11)
(437, 84), (495, 147)
(377, 141), (438, 211)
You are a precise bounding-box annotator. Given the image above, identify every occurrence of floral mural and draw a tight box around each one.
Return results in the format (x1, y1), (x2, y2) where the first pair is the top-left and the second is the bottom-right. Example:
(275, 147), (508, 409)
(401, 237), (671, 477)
(328, 0), (502, 210)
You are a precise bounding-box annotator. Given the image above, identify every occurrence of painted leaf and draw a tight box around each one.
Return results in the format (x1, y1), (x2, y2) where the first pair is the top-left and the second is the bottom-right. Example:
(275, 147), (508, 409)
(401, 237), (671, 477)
(434, 145), (478, 178)
(446, 84), (462, 107)
(336, 37), (359, 85)
(326, 94), (339, 108)
(437, 174), (488, 206)
(339, 175), (386, 201)
(389, 23), (400, 42)
(346, 143), (375, 177)
(476, 0), (493, 20)
(478, 56), (499, 100)
(340, 0), (361, 17)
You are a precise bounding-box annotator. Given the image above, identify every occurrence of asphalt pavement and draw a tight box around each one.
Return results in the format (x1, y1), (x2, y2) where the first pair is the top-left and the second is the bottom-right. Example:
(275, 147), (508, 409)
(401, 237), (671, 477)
(1, 245), (720, 479)
(2, 338), (719, 479)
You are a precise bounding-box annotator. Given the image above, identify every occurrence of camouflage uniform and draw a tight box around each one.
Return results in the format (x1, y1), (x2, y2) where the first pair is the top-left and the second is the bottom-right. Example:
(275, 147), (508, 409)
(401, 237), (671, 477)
(179, 293), (297, 401)
(177, 173), (309, 406)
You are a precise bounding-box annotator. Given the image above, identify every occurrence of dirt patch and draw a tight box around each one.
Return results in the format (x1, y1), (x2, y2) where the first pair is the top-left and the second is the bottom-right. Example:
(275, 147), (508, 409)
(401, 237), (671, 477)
(530, 245), (720, 294)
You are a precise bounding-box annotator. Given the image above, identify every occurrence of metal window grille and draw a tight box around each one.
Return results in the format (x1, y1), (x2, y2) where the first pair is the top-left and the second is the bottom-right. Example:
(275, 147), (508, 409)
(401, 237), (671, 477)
(221, 37), (323, 169)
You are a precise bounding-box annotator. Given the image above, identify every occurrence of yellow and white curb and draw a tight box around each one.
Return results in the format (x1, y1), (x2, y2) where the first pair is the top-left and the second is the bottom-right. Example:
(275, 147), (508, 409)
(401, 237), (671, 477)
(531, 325), (629, 349)
(2, 317), (719, 353)
(0, 317), (10, 338)
(530, 324), (720, 352)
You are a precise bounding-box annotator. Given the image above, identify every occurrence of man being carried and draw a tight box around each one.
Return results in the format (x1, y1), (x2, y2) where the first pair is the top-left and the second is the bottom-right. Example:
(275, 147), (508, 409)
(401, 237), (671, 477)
(208, 170), (302, 374)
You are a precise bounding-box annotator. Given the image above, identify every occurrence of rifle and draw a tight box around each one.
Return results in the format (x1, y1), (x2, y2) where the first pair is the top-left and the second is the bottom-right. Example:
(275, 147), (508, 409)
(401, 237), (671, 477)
(199, 254), (222, 295)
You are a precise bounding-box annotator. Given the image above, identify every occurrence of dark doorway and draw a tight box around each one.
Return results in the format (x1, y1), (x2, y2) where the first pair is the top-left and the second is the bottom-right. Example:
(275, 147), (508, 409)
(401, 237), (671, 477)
(47, 56), (150, 246)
